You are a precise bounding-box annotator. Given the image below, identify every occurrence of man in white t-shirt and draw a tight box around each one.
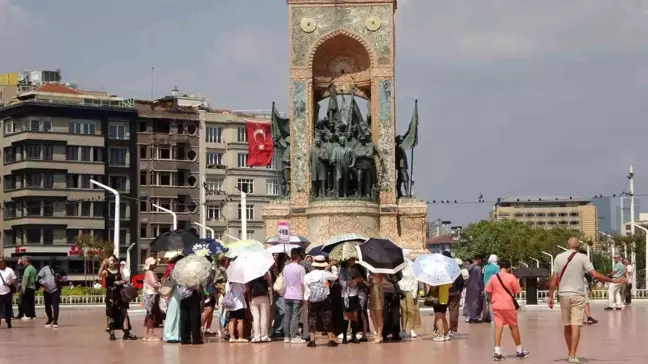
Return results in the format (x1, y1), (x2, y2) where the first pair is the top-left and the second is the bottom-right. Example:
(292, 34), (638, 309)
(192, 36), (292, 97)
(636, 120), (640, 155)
(623, 258), (632, 305)
(0, 258), (18, 328)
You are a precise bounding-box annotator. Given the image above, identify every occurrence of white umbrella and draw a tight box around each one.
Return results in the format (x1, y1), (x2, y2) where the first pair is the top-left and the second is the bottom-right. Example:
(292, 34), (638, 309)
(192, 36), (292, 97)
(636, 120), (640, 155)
(172, 254), (212, 288)
(322, 233), (367, 253)
(266, 243), (300, 254)
(226, 250), (275, 284)
(411, 253), (461, 286)
(265, 235), (310, 245)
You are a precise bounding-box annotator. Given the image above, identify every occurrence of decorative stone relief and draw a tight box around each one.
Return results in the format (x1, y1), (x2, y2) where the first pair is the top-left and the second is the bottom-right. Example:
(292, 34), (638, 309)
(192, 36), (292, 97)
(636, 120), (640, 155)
(292, 80), (308, 193)
(377, 79), (394, 192)
(291, 6), (392, 67)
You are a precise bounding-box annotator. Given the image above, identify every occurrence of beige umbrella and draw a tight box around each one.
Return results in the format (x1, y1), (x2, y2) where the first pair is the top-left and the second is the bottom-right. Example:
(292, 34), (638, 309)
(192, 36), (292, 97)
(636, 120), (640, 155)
(329, 241), (362, 263)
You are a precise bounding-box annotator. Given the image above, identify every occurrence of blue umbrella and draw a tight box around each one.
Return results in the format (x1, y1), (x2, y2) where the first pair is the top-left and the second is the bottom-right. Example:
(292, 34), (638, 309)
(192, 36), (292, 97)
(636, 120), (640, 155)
(183, 238), (228, 257)
(306, 245), (328, 257)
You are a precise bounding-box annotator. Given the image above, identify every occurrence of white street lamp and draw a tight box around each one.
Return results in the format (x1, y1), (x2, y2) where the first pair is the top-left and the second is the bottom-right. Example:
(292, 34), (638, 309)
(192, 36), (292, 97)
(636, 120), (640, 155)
(90, 179), (120, 257)
(632, 224), (646, 297)
(599, 231), (616, 268)
(541, 251), (554, 273)
(556, 245), (568, 252)
(531, 257), (540, 268)
(520, 262), (529, 268)
(193, 222), (215, 239)
(578, 240), (591, 261)
(152, 204), (177, 230)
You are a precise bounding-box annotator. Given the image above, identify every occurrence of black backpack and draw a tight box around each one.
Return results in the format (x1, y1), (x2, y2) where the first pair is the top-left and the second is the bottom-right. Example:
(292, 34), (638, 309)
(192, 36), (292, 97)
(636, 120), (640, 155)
(251, 276), (269, 297)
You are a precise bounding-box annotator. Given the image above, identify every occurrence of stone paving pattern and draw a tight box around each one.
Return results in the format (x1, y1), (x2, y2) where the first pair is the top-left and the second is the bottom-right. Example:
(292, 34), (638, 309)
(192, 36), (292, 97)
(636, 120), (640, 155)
(1, 305), (646, 363)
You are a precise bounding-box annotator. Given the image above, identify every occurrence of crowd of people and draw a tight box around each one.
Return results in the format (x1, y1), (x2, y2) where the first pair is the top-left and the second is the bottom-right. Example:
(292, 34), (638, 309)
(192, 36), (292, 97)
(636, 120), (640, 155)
(0, 237), (634, 363)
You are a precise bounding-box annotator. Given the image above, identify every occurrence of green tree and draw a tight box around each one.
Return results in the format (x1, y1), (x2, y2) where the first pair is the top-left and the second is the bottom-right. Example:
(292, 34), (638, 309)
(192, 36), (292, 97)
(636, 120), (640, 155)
(75, 234), (115, 285)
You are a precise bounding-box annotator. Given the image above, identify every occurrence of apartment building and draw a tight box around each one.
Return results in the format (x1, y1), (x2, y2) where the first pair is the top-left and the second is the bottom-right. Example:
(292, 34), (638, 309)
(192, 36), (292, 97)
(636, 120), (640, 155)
(0, 83), (139, 275)
(490, 195), (598, 239)
(137, 90), (280, 248)
(202, 108), (280, 242)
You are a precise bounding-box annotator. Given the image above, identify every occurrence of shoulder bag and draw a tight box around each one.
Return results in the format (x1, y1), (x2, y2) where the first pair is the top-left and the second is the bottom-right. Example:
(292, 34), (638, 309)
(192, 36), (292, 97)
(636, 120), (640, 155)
(273, 273), (285, 296)
(0, 271), (16, 294)
(556, 252), (577, 301)
(158, 277), (176, 297)
(495, 273), (520, 310)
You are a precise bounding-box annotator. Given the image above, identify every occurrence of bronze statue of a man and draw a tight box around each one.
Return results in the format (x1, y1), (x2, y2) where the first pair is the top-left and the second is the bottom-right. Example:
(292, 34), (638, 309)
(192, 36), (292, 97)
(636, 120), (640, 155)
(310, 137), (328, 197)
(354, 133), (375, 198)
(281, 137), (291, 196)
(395, 135), (410, 198)
(330, 136), (355, 198)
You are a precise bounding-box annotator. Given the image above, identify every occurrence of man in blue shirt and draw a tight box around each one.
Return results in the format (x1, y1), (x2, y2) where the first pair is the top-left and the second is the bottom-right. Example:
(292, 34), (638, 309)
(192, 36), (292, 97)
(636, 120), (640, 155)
(482, 255), (499, 323)
(605, 255), (626, 310)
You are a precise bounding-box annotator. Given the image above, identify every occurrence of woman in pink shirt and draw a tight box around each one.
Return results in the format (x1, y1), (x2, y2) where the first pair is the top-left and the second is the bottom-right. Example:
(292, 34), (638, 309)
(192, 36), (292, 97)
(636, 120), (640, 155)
(484, 259), (529, 361)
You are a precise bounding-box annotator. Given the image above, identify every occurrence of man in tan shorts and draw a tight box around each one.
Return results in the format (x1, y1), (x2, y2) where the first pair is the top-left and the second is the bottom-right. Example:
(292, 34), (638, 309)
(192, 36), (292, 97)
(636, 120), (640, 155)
(548, 238), (623, 364)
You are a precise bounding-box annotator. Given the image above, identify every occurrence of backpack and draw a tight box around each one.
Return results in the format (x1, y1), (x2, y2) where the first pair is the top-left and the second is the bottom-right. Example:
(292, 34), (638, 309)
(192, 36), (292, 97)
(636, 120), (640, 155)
(251, 276), (269, 297)
(308, 276), (329, 303)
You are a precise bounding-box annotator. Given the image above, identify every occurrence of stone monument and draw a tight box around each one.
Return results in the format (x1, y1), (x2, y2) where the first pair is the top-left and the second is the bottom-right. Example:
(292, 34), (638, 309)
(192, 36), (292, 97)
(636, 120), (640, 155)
(263, 0), (427, 251)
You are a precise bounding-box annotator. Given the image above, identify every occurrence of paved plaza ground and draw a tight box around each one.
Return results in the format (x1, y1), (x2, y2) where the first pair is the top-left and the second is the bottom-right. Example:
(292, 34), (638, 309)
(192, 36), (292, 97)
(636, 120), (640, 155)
(1, 302), (646, 363)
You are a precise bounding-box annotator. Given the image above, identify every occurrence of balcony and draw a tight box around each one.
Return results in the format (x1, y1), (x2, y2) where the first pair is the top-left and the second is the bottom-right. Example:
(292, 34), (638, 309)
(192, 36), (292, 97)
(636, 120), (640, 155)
(2, 216), (104, 229)
(3, 132), (105, 146)
(139, 212), (198, 224)
(3, 189), (104, 200)
(139, 159), (198, 171)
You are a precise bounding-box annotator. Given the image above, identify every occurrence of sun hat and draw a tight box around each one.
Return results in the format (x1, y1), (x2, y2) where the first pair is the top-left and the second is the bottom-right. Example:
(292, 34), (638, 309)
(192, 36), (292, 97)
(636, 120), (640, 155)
(312, 255), (328, 268)
(143, 257), (157, 269)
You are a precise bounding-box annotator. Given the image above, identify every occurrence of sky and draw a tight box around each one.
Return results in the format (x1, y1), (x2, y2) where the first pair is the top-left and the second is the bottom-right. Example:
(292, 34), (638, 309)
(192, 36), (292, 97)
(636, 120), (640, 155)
(2, 0), (648, 225)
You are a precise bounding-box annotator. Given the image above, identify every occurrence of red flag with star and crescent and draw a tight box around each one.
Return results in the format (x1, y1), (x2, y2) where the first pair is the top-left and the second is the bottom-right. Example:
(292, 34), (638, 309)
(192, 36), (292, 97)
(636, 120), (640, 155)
(245, 120), (274, 166)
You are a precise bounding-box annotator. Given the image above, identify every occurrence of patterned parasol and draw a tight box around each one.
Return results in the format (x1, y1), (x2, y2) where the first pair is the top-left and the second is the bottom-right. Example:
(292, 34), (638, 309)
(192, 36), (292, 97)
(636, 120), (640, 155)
(322, 233), (367, 253)
(329, 241), (362, 263)
(171, 254), (212, 288)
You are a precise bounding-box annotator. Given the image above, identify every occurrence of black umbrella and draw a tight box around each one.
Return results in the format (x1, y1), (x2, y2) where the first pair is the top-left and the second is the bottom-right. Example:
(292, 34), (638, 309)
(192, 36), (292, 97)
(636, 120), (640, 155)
(150, 230), (199, 252)
(355, 238), (406, 274)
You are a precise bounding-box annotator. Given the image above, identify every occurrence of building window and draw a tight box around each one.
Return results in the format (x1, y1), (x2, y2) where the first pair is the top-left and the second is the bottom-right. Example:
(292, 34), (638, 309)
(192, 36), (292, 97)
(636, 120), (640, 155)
(266, 179), (279, 196)
(43, 202), (54, 216)
(66, 174), (80, 188)
(4, 121), (15, 134)
(140, 171), (147, 186)
(66, 202), (79, 217)
(156, 146), (171, 160)
(108, 122), (127, 140)
(570, 212), (579, 217)
(237, 153), (248, 168)
(42, 145), (53, 160)
(152, 224), (172, 236)
(30, 120), (40, 131)
(206, 126), (223, 143)
(206, 179), (223, 193)
(237, 230), (254, 239)
(156, 172), (172, 186)
(266, 156), (279, 170)
(3, 175), (16, 190)
(207, 206), (221, 220)
(69, 121), (96, 135)
(570, 221), (579, 225)
(93, 147), (104, 162)
(80, 147), (91, 161)
(93, 202), (104, 217)
(26, 144), (41, 160)
(237, 127), (247, 142)
(109, 176), (128, 191)
(27, 201), (41, 216)
(66, 146), (79, 161)
(237, 178), (254, 194)
(42, 120), (52, 132)
(26, 229), (41, 244)
(43, 174), (54, 188)
(4, 146), (16, 163)
(109, 148), (127, 166)
(206, 152), (223, 167)
(238, 204), (254, 220)
(26, 173), (42, 188)
(153, 198), (172, 211)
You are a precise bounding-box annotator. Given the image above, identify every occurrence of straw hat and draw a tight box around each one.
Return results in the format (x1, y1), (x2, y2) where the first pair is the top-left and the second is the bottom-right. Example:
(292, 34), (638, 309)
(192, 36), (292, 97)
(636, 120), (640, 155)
(312, 255), (328, 268)
(143, 257), (157, 269)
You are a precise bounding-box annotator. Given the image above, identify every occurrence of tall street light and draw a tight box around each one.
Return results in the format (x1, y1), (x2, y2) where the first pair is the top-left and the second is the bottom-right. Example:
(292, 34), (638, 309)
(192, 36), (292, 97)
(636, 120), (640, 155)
(556, 245), (567, 252)
(577, 240), (591, 261)
(632, 223), (646, 297)
(541, 251), (554, 273)
(530, 258), (540, 268)
(90, 179), (120, 257)
(193, 222), (215, 239)
(599, 231), (615, 268)
(153, 204), (177, 230)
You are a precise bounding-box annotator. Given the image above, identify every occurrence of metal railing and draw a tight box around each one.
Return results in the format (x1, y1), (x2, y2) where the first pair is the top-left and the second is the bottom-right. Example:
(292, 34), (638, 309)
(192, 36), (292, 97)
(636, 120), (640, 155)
(13, 289), (648, 307)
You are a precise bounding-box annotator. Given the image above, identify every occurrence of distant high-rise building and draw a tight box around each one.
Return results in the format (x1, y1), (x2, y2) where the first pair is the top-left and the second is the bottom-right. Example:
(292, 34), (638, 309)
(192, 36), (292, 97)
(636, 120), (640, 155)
(594, 196), (641, 235)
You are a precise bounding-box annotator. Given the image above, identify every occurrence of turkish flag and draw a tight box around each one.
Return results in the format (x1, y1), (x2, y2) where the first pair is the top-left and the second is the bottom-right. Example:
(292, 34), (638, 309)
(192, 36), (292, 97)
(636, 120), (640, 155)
(245, 120), (274, 166)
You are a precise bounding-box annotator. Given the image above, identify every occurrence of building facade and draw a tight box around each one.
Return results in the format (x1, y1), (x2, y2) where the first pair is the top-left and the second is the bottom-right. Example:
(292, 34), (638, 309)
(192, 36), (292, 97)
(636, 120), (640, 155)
(0, 84), (139, 277)
(490, 196), (598, 240)
(594, 196), (642, 235)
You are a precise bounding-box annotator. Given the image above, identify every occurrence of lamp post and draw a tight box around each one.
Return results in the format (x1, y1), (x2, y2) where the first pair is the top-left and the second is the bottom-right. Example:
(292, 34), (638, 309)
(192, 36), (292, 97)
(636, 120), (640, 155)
(530, 258), (540, 268)
(152, 204), (177, 230)
(235, 187), (248, 240)
(90, 179), (120, 257)
(556, 245), (567, 252)
(193, 222), (215, 239)
(599, 231), (615, 269)
(632, 223), (646, 297)
(520, 262), (529, 268)
(541, 251), (554, 273)
(126, 243), (136, 278)
(577, 240), (591, 261)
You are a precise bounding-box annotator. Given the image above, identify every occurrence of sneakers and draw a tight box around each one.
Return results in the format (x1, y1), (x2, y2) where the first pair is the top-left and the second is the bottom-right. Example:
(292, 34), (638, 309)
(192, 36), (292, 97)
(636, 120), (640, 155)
(493, 353), (505, 361)
(283, 338), (291, 343)
(568, 357), (581, 363)
(516, 350), (530, 359)
(290, 337), (306, 344)
(45, 320), (53, 328)
(327, 340), (338, 347)
(21, 317), (29, 321)
(307, 341), (316, 348)
(586, 317), (598, 325)
(52, 322), (59, 328)
(433, 335), (450, 342)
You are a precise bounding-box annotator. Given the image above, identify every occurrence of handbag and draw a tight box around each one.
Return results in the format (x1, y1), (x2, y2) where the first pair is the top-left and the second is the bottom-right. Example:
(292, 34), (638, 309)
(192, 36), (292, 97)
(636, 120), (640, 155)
(0, 271), (16, 294)
(273, 273), (285, 296)
(120, 285), (139, 303)
(158, 277), (176, 297)
(556, 252), (577, 301)
(221, 284), (238, 310)
(495, 273), (520, 310)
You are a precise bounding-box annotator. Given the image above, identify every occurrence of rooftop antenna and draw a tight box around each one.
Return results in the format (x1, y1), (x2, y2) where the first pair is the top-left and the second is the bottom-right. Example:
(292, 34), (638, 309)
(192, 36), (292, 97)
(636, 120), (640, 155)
(150, 67), (155, 101)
